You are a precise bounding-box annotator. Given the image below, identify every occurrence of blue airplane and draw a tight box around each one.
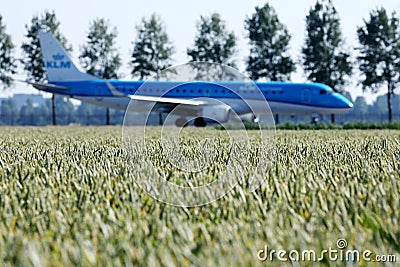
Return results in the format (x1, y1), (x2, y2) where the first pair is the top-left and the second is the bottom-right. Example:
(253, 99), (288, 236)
(29, 31), (353, 126)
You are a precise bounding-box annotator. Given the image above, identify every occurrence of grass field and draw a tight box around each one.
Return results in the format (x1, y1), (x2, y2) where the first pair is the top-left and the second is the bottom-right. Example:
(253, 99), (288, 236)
(0, 127), (399, 266)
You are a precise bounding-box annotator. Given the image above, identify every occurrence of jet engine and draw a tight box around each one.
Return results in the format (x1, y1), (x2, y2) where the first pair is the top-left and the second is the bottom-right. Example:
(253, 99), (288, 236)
(201, 105), (231, 123)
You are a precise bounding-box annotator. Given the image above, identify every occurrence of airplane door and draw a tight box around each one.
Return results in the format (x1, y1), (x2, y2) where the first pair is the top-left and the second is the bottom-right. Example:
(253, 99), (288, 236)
(96, 84), (105, 102)
(302, 89), (310, 104)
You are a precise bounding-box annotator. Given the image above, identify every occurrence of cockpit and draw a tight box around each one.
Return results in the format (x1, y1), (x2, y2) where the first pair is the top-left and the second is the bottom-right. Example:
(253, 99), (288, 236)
(319, 89), (332, 95)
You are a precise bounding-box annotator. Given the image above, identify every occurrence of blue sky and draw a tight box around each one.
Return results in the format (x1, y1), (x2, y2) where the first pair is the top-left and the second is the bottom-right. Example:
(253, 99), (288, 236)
(2, 0), (399, 102)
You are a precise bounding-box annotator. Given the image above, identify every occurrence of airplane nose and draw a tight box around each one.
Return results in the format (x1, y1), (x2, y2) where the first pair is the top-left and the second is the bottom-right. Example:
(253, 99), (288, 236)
(333, 93), (353, 110)
(347, 101), (354, 109)
(342, 100), (353, 110)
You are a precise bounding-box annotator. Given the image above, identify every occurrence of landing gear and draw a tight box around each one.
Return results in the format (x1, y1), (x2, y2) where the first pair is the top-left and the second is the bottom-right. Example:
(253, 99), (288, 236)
(238, 113), (258, 123)
(175, 118), (188, 127)
(194, 117), (207, 127)
(274, 114), (279, 124)
(311, 113), (320, 125)
(174, 117), (208, 127)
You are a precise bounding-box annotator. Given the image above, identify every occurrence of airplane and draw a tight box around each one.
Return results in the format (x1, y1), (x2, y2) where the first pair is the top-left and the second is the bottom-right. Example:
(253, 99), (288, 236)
(29, 31), (353, 127)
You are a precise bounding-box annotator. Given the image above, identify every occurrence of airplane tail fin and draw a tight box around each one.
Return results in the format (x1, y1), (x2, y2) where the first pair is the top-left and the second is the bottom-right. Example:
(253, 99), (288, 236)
(38, 31), (97, 82)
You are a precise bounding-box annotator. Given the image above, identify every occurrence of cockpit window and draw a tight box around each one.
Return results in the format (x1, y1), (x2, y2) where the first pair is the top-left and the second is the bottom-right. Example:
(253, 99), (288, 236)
(320, 89), (327, 95)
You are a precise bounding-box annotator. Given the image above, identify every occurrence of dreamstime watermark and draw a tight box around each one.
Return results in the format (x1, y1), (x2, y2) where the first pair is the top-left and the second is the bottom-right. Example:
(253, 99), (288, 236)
(257, 239), (397, 263)
(122, 62), (276, 207)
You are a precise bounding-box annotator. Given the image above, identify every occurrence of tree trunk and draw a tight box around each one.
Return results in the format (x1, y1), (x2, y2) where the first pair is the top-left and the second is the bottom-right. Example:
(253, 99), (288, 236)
(387, 85), (392, 123)
(331, 114), (335, 124)
(52, 94), (56, 125)
(106, 108), (110, 125)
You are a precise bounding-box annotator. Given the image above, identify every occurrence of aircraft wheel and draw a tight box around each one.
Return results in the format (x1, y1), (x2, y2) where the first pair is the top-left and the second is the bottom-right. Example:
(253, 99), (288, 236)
(175, 118), (188, 127)
(194, 117), (207, 127)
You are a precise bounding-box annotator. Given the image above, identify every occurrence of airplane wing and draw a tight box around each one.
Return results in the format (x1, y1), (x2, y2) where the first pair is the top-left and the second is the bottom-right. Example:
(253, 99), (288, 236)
(130, 95), (206, 106)
(107, 81), (232, 114)
(106, 80), (246, 120)
(106, 80), (206, 107)
(128, 94), (234, 121)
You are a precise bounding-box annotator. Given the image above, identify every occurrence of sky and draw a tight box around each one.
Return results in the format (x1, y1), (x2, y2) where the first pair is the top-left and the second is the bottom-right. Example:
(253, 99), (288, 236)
(1, 0), (399, 103)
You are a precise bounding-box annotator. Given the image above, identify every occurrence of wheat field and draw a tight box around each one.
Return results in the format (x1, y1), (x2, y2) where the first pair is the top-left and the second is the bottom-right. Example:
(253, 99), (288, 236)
(0, 127), (399, 266)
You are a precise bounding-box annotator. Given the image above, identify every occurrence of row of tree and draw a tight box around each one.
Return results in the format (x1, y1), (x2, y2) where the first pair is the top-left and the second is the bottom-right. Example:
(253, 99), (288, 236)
(0, 0), (399, 121)
(1, 93), (399, 125)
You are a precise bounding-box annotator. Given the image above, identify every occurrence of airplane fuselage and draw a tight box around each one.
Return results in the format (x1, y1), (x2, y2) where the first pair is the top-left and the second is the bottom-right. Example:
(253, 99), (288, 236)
(41, 80), (353, 115)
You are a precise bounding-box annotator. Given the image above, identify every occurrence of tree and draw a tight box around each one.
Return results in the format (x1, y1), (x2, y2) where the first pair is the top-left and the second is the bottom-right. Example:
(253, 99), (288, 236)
(302, 0), (353, 123)
(302, 0), (353, 91)
(130, 14), (174, 79)
(80, 18), (121, 125)
(245, 3), (295, 81)
(357, 8), (400, 122)
(0, 15), (16, 89)
(187, 13), (237, 67)
(21, 10), (71, 83)
(80, 18), (121, 79)
(21, 10), (71, 125)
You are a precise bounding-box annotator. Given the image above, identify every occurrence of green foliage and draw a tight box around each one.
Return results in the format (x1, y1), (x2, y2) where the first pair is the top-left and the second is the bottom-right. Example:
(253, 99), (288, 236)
(276, 122), (342, 130)
(0, 128), (399, 265)
(274, 122), (400, 130)
(219, 121), (400, 130)
(80, 18), (121, 79)
(342, 122), (400, 129)
(357, 7), (400, 122)
(130, 14), (174, 79)
(302, 0), (352, 93)
(21, 10), (71, 82)
(0, 15), (16, 89)
(187, 13), (237, 67)
(245, 3), (295, 81)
